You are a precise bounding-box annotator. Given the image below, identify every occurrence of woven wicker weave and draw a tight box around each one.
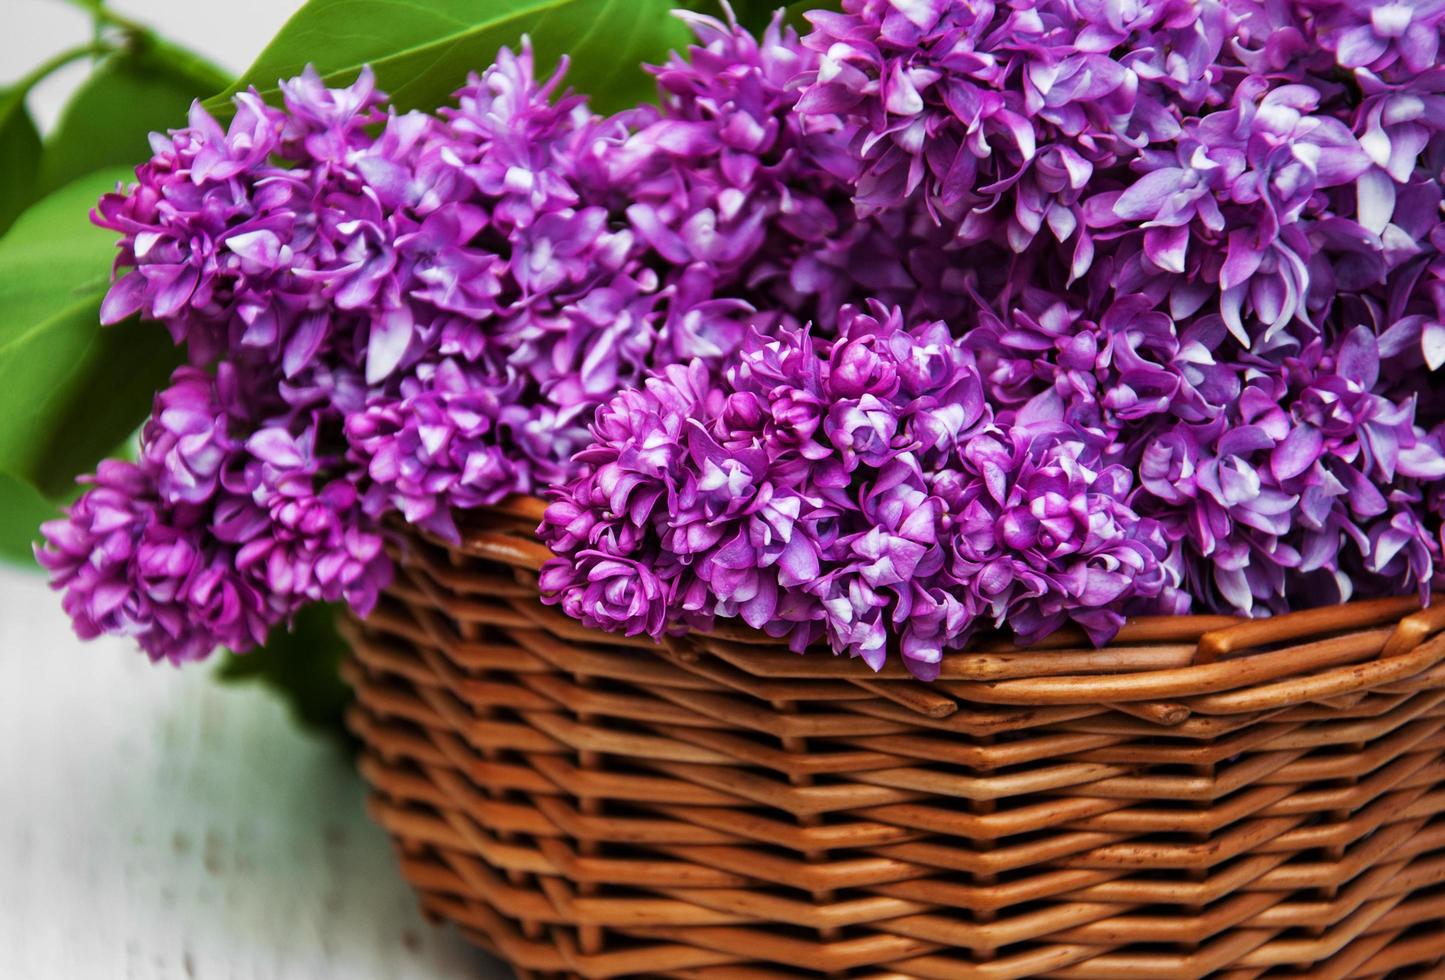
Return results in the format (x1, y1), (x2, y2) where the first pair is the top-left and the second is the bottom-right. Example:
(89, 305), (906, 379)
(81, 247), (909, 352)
(341, 498), (1445, 979)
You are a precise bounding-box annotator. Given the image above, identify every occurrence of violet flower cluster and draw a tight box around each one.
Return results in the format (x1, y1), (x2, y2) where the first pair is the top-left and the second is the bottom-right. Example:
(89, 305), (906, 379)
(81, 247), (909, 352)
(37, 365), (387, 663)
(540, 304), (1180, 678)
(35, 1), (1445, 675)
(539, 0), (1445, 675)
(38, 12), (889, 662)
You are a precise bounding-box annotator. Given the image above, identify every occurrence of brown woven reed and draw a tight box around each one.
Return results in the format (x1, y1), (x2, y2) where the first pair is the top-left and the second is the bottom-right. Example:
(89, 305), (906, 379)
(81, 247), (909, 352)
(341, 497), (1445, 979)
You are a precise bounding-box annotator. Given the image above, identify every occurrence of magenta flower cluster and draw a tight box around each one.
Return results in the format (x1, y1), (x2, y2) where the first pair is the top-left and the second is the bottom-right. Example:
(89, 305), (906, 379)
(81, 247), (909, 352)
(37, 365), (387, 663)
(38, 13), (884, 662)
(540, 0), (1445, 674)
(540, 304), (1180, 678)
(35, 1), (1445, 675)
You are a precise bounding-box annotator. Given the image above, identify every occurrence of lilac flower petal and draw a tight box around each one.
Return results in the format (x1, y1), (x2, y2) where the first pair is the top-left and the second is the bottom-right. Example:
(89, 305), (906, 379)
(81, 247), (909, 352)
(366, 307), (413, 384)
(1272, 425), (1323, 482)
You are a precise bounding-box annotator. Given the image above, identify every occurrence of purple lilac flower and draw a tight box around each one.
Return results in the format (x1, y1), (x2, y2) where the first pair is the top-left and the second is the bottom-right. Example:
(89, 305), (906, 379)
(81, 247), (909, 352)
(937, 427), (1179, 647)
(793, 0), (1223, 264)
(93, 83), (384, 370)
(218, 417), (389, 617)
(1136, 328), (1445, 613)
(1086, 79), (1372, 347)
(346, 357), (525, 541)
(541, 303), (1178, 678)
(39, 361), (391, 662)
(1308, 0), (1445, 79)
(335, 16), (914, 537)
(51, 1), (1445, 671)
(36, 460), (272, 664)
(623, 8), (897, 325)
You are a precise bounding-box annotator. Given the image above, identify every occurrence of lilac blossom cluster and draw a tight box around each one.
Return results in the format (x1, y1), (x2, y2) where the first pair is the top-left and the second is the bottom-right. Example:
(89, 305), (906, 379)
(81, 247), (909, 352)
(38, 12), (889, 660)
(540, 0), (1445, 674)
(790, 0), (1445, 619)
(36, 1), (1445, 674)
(540, 304), (1181, 678)
(36, 365), (388, 663)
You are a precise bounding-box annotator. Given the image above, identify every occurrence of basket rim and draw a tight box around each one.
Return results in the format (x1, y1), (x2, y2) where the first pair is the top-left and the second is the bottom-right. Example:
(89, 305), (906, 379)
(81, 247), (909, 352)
(380, 494), (1445, 715)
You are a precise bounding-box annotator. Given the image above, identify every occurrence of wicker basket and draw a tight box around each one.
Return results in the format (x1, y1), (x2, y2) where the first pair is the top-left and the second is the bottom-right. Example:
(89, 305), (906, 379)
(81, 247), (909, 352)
(340, 497), (1445, 979)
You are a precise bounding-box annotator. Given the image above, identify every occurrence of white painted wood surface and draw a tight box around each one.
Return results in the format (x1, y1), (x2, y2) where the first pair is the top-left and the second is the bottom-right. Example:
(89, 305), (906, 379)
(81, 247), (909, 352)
(0, 564), (510, 980)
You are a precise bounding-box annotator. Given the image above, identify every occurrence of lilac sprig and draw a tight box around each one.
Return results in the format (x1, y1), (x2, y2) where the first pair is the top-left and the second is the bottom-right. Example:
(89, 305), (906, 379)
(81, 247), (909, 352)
(539, 303), (1180, 679)
(38, 363), (390, 664)
(36, 459), (272, 664)
(37, 3), (1445, 673)
(1137, 327), (1445, 614)
(46, 18), (877, 661)
(794, 0), (1225, 266)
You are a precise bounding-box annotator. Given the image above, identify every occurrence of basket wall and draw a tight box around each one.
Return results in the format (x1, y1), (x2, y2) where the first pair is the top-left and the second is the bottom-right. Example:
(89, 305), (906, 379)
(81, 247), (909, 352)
(342, 501), (1445, 979)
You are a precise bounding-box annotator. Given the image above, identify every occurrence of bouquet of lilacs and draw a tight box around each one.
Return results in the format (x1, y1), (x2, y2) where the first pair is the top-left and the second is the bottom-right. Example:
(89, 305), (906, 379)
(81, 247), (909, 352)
(34, 0), (1445, 681)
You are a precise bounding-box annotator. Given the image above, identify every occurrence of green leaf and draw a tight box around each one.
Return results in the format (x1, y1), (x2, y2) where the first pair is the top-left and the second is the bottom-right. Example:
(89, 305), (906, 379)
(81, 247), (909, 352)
(0, 168), (125, 333)
(26, 313), (183, 497)
(218, 604), (355, 741)
(0, 470), (54, 566)
(0, 88), (43, 236)
(144, 35), (234, 95)
(0, 168), (182, 497)
(39, 41), (231, 195)
(204, 0), (693, 119)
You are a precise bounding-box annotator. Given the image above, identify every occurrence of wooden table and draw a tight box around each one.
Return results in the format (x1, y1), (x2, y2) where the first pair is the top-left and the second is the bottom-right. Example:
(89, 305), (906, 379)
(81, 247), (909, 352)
(0, 564), (508, 979)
